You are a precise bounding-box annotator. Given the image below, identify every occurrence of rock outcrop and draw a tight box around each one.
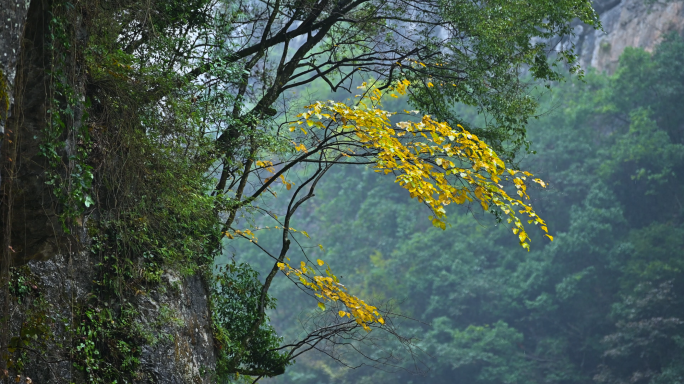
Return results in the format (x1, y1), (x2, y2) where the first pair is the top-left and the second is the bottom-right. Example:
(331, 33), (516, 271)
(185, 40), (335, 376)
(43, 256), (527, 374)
(577, 0), (684, 73)
(12, 252), (217, 383)
(0, 1), (218, 382)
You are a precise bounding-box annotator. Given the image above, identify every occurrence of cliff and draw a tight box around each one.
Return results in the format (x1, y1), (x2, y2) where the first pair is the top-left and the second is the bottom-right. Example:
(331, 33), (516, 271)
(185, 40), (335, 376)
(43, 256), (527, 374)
(578, 0), (684, 73)
(0, 1), (219, 382)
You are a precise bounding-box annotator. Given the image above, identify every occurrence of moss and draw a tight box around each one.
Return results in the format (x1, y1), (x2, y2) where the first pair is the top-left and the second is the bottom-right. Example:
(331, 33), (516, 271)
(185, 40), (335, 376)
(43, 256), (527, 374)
(5, 267), (55, 374)
(0, 68), (9, 115)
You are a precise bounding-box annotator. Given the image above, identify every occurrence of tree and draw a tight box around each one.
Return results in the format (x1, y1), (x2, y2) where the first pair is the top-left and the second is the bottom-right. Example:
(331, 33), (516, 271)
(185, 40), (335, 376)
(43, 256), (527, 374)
(249, 34), (684, 384)
(0, 0), (597, 381)
(193, 0), (599, 190)
(198, 0), (595, 376)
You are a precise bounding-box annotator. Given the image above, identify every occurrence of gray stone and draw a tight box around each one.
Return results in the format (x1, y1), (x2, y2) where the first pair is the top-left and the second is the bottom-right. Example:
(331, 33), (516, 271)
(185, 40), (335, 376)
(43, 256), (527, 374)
(577, 0), (684, 73)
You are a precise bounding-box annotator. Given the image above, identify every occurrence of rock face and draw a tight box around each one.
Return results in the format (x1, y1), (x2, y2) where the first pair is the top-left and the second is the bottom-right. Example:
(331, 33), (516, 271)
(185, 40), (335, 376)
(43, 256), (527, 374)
(0, 1), (218, 382)
(136, 271), (217, 384)
(6, 251), (217, 384)
(0, 0), (30, 135)
(1, 0), (68, 268)
(577, 0), (684, 73)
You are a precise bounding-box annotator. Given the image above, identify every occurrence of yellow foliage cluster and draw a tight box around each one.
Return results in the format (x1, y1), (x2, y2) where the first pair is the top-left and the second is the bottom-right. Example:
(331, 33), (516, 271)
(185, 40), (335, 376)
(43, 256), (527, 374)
(277, 259), (385, 331)
(290, 80), (551, 249)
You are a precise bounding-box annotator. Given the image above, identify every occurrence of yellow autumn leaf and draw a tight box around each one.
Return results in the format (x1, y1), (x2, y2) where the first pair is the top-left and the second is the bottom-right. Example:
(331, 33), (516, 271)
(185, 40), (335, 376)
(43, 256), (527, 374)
(292, 79), (550, 251)
(293, 142), (308, 153)
(280, 260), (383, 330)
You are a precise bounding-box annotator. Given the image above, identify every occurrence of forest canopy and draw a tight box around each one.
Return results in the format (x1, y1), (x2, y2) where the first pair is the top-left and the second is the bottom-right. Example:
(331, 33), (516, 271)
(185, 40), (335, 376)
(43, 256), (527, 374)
(230, 33), (684, 384)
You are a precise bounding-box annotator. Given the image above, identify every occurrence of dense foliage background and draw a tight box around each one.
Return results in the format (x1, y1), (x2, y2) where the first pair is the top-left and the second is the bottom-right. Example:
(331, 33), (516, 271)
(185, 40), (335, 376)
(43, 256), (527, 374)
(224, 34), (684, 384)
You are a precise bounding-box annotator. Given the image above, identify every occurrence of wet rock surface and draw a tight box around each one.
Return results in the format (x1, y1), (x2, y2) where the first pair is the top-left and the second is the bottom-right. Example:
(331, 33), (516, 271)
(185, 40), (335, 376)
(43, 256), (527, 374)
(8, 251), (216, 383)
(578, 0), (684, 73)
(136, 271), (216, 383)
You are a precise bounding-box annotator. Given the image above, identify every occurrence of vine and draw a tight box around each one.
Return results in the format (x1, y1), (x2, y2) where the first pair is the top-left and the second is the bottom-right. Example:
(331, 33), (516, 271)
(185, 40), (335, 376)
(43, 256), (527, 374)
(42, 5), (94, 232)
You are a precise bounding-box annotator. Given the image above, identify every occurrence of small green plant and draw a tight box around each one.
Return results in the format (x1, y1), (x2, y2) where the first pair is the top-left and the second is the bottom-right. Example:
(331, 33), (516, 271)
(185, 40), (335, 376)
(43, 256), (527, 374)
(212, 261), (290, 379)
(70, 302), (142, 383)
(5, 267), (54, 374)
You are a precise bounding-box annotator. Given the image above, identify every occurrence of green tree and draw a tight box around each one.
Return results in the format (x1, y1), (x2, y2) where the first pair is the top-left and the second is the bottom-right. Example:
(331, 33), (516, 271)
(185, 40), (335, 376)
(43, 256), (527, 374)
(239, 34), (684, 384)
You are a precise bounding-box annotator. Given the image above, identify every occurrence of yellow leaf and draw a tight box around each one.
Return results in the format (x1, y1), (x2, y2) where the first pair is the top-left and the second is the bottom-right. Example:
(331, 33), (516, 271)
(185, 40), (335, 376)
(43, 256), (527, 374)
(292, 81), (550, 252)
(317, 259), (324, 266)
(293, 143), (308, 153)
(318, 302), (326, 311)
